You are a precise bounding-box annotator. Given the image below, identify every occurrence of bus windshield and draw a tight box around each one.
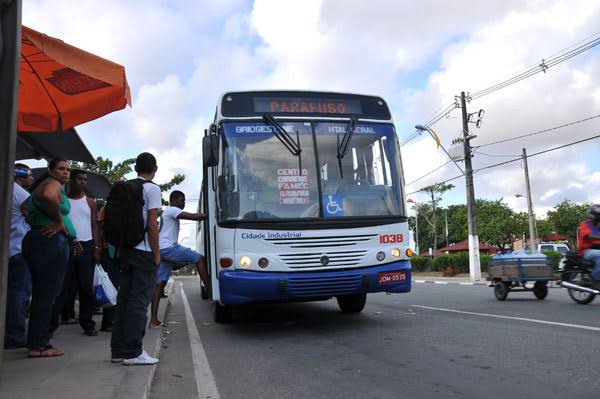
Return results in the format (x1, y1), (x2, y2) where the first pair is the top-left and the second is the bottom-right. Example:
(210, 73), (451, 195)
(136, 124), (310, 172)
(218, 120), (405, 222)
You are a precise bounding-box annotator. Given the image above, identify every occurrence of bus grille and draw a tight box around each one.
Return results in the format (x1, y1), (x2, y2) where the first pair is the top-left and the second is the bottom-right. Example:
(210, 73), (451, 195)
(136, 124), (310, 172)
(286, 273), (365, 297)
(279, 250), (367, 269)
(265, 234), (377, 249)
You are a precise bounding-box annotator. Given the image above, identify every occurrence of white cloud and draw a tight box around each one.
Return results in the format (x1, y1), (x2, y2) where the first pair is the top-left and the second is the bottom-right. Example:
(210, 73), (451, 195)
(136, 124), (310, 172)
(21, 0), (600, 218)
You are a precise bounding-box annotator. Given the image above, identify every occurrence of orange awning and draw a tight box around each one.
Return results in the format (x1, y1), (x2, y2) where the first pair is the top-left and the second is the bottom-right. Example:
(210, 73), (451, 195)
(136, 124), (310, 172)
(18, 25), (131, 132)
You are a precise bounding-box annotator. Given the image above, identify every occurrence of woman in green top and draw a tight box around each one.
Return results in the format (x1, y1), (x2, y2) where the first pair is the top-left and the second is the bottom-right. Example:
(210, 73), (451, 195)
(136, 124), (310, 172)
(22, 157), (74, 358)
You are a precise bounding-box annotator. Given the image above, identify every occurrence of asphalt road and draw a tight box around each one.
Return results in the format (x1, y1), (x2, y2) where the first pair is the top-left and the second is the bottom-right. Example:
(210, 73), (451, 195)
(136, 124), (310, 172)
(151, 278), (600, 399)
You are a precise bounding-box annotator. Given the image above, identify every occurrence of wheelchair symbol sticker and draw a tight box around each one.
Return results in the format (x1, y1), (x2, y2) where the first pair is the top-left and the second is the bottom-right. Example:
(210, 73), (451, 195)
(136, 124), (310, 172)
(324, 194), (344, 217)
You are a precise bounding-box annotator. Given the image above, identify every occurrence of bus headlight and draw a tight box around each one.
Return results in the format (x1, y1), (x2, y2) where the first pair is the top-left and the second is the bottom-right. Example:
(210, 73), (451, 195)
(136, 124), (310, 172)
(240, 256), (252, 267)
(391, 248), (401, 258)
(376, 251), (386, 261)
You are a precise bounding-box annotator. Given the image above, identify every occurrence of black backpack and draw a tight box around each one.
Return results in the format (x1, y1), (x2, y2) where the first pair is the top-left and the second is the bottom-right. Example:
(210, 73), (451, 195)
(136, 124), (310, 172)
(103, 178), (151, 248)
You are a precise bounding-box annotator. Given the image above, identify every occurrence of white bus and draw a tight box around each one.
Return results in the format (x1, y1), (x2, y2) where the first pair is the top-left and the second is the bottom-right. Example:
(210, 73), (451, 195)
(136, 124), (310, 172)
(198, 91), (412, 322)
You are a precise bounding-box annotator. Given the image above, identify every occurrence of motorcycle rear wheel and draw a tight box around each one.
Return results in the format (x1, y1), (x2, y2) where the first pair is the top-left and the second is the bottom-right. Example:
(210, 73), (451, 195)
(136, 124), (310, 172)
(565, 271), (596, 305)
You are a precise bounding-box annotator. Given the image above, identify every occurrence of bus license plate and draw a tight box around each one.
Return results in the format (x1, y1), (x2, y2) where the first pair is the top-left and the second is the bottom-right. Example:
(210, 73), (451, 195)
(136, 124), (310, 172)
(378, 270), (406, 284)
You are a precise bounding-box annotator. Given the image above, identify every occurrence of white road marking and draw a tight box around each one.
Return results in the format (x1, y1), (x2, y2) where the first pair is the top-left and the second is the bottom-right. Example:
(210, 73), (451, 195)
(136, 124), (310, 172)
(180, 283), (221, 399)
(411, 304), (600, 332)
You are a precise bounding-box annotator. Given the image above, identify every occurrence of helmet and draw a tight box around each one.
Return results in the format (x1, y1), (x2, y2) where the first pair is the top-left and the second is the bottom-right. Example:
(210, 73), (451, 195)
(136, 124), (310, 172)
(588, 204), (600, 221)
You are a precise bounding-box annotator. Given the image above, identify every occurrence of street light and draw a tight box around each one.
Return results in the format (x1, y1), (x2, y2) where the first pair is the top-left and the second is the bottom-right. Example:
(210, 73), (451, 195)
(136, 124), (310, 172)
(414, 124), (465, 176)
(406, 198), (419, 255)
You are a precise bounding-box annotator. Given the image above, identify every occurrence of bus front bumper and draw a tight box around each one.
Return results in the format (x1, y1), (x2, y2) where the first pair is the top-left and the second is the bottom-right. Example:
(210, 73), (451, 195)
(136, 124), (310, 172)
(218, 261), (411, 305)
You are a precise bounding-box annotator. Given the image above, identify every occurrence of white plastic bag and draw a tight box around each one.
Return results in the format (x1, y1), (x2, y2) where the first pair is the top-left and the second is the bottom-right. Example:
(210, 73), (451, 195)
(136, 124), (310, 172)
(93, 264), (118, 308)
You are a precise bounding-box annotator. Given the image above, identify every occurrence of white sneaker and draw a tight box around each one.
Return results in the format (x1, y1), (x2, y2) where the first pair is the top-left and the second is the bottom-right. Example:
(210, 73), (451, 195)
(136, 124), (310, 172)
(122, 350), (159, 366)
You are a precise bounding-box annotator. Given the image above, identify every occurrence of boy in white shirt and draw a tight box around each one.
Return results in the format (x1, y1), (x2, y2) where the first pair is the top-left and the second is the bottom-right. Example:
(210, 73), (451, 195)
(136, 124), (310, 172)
(149, 190), (208, 328)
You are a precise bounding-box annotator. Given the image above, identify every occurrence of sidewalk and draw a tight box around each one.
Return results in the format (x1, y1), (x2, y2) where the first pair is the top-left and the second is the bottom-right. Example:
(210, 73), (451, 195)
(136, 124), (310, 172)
(0, 281), (172, 399)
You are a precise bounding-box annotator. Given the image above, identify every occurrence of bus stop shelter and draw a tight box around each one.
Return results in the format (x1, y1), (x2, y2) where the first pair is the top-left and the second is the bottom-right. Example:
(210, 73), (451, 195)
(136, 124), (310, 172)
(0, 5), (130, 364)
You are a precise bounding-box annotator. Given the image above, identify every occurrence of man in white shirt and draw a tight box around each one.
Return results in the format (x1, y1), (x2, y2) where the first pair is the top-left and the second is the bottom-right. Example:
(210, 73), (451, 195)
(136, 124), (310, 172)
(50, 169), (102, 336)
(149, 190), (208, 328)
(4, 164), (33, 349)
(110, 152), (162, 366)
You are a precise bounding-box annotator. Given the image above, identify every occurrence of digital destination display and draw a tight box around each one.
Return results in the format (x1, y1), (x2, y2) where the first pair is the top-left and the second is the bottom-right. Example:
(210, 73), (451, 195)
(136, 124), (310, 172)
(221, 91), (391, 120)
(253, 97), (363, 115)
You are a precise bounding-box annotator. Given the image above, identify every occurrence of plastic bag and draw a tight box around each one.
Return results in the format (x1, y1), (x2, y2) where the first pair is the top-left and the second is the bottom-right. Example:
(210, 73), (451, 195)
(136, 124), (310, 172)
(93, 264), (118, 308)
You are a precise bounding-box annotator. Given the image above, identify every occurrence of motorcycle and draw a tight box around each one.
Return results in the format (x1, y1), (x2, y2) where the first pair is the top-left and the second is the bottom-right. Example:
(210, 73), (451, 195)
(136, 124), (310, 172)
(560, 251), (599, 304)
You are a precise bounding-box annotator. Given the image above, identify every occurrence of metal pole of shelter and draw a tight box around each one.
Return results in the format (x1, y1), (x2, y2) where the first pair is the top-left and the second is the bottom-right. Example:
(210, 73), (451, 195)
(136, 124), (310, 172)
(0, 0), (22, 365)
(460, 92), (481, 281)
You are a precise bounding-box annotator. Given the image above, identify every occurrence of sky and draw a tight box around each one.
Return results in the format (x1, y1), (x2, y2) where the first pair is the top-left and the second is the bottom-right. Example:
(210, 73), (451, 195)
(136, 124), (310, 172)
(23, 0), (600, 245)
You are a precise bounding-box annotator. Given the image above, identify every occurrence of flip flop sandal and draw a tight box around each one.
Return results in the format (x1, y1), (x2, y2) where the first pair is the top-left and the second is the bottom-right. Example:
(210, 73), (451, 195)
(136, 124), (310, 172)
(148, 321), (163, 329)
(28, 346), (65, 358)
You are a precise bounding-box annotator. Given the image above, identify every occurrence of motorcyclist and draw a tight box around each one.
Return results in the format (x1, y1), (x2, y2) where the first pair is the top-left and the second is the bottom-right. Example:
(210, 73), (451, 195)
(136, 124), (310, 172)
(577, 204), (600, 289)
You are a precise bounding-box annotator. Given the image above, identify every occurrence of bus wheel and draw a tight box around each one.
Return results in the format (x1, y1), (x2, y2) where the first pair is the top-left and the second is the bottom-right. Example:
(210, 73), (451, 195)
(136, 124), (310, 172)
(201, 284), (209, 300)
(213, 301), (232, 323)
(336, 294), (367, 314)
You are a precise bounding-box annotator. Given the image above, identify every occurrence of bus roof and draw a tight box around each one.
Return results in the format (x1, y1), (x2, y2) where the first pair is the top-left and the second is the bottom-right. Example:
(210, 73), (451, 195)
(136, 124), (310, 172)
(216, 90), (392, 121)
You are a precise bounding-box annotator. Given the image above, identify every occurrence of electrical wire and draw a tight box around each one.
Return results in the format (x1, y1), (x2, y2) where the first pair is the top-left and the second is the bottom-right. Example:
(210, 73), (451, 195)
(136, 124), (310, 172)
(406, 174), (464, 196)
(405, 160), (452, 186)
(475, 113), (600, 148)
(474, 131), (600, 174)
(407, 131), (600, 196)
(470, 34), (600, 100)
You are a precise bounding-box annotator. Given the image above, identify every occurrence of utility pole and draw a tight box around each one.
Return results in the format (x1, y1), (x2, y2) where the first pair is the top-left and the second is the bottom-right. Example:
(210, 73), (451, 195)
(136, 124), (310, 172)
(522, 148), (537, 254)
(445, 209), (449, 248)
(460, 92), (481, 281)
(430, 190), (437, 258)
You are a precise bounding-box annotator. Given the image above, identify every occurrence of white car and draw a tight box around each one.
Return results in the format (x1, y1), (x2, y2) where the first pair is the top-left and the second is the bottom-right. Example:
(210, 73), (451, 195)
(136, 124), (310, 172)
(538, 243), (570, 270)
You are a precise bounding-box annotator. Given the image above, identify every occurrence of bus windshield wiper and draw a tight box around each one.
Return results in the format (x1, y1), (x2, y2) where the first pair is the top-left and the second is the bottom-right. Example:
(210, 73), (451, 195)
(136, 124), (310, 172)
(263, 114), (303, 173)
(337, 118), (358, 179)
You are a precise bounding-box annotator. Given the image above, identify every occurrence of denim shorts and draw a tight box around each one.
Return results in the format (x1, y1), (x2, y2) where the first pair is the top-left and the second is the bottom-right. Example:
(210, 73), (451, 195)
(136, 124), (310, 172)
(155, 244), (202, 284)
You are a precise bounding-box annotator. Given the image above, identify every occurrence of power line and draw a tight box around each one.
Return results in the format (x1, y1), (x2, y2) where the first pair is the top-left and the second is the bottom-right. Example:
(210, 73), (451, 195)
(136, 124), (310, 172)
(405, 160), (452, 186)
(406, 174), (464, 196)
(400, 101), (458, 146)
(475, 113), (600, 148)
(475, 131), (600, 174)
(473, 150), (520, 158)
(470, 34), (600, 100)
(401, 31), (600, 148)
(407, 131), (600, 196)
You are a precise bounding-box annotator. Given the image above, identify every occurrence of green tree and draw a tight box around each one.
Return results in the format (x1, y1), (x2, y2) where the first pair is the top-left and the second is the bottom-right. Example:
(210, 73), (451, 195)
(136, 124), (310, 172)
(547, 200), (589, 247)
(476, 199), (528, 251)
(72, 156), (185, 202)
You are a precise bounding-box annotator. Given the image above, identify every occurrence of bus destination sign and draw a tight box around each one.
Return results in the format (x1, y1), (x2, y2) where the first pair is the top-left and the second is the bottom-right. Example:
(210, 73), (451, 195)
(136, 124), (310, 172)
(253, 97), (363, 115)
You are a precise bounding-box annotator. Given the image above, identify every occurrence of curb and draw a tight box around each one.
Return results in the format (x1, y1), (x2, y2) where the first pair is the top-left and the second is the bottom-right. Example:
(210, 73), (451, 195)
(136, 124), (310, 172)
(413, 279), (561, 288)
(113, 279), (173, 399)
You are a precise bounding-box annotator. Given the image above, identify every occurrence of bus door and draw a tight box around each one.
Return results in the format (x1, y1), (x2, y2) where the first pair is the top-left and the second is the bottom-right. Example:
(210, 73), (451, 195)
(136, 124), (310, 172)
(201, 132), (220, 301)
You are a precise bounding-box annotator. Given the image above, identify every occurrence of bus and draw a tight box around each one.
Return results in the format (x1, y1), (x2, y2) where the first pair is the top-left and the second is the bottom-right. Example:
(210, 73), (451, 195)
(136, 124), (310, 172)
(198, 90), (412, 322)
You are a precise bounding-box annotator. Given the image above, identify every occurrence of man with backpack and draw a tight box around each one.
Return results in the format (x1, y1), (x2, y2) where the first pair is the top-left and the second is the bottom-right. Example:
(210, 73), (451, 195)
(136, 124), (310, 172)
(106, 152), (162, 365)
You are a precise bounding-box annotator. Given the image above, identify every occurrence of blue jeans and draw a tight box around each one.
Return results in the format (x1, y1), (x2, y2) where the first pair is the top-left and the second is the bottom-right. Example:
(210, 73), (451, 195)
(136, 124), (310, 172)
(22, 229), (69, 350)
(4, 253), (32, 347)
(155, 244), (202, 284)
(583, 249), (600, 281)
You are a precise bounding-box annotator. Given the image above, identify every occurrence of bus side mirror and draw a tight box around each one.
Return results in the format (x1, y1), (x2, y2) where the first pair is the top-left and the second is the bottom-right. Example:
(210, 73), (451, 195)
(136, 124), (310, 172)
(203, 135), (219, 167)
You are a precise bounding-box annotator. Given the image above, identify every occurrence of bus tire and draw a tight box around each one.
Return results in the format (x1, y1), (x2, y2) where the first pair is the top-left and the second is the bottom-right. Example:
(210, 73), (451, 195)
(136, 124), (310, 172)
(336, 293), (367, 314)
(201, 284), (209, 300)
(213, 301), (233, 323)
